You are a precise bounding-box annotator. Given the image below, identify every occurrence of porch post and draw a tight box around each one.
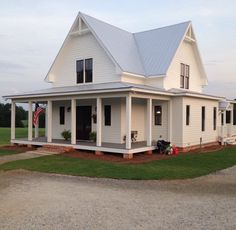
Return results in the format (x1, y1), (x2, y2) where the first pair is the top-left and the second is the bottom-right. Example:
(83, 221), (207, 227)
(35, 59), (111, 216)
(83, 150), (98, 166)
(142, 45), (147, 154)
(47, 100), (52, 143)
(28, 101), (33, 141)
(71, 99), (76, 145)
(96, 97), (102, 147)
(126, 95), (132, 149)
(146, 98), (152, 146)
(168, 100), (172, 142)
(11, 100), (16, 140)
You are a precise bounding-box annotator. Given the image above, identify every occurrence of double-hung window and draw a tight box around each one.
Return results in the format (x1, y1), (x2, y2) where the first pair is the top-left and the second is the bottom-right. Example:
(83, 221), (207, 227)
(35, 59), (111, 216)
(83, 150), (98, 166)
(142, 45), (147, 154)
(180, 63), (190, 89)
(76, 58), (93, 84)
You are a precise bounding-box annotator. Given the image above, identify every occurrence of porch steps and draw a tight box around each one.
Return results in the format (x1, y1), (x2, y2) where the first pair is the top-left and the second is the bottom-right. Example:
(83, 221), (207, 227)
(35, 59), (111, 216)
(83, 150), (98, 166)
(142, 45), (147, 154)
(225, 136), (236, 145)
(36, 145), (75, 154)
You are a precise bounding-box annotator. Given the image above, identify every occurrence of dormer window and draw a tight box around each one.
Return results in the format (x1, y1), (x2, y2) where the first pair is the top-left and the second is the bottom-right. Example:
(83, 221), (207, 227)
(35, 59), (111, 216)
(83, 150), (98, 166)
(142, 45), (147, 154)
(180, 63), (190, 89)
(76, 58), (93, 84)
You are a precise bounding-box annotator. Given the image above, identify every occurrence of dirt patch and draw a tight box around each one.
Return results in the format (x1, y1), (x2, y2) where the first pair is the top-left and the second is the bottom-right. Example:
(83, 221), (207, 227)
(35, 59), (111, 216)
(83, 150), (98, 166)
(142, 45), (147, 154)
(0, 145), (36, 153)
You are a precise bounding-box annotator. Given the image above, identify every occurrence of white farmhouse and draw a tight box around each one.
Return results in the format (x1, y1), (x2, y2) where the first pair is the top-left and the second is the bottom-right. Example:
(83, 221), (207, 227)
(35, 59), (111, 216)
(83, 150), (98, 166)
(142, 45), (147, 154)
(4, 13), (236, 158)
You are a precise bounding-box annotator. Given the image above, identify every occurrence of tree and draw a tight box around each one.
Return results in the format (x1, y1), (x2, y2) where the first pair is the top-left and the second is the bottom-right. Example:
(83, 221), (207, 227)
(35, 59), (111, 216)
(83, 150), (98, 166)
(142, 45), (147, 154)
(0, 103), (27, 127)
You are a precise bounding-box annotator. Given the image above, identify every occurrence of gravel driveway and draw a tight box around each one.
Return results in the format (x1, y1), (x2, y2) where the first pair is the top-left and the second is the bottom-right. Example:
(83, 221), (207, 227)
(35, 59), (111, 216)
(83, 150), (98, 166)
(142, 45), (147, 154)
(0, 167), (235, 230)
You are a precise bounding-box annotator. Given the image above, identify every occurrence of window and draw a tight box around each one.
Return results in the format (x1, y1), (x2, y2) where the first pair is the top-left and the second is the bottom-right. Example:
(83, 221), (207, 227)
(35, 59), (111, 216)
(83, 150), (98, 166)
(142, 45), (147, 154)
(154, 106), (162, 125)
(226, 111), (231, 124)
(76, 58), (93, 84)
(186, 105), (190, 126)
(233, 104), (236, 125)
(85, 58), (93, 83)
(201, 106), (205, 131)
(213, 107), (217, 130)
(104, 105), (111, 126)
(76, 60), (84, 83)
(59, 106), (65, 125)
(180, 63), (190, 89)
(221, 113), (224, 126)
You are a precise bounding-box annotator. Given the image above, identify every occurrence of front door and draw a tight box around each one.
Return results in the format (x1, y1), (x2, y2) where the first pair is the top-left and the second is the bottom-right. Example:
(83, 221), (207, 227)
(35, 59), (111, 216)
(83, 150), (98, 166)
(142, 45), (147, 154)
(76, 106), (92, 140)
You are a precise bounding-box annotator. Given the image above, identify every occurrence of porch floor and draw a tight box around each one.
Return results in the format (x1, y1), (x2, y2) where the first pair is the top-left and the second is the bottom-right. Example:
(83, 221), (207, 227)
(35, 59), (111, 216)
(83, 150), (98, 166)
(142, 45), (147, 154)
(12, 137), (156, 154)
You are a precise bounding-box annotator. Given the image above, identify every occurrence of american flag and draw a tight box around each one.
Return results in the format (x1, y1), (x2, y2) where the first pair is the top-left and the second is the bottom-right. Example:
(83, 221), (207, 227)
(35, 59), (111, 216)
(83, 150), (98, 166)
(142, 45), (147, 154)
(33, 103), (45, 127)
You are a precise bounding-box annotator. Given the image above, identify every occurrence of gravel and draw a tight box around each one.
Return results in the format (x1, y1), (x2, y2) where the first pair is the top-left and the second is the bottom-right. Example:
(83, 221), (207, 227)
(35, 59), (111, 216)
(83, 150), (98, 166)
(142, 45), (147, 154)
(0, 167), (235, 230)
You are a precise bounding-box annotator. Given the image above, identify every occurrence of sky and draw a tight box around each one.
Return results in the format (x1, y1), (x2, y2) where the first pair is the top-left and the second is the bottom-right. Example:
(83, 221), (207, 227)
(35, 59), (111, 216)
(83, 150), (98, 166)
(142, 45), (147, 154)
(0, 0), (236, 102)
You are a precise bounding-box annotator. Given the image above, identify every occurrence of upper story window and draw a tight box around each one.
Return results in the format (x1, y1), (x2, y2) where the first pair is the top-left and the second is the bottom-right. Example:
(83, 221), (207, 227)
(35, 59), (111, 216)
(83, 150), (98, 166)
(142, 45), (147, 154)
(76, 58), (93, 84)
(180, 63), (190, 89)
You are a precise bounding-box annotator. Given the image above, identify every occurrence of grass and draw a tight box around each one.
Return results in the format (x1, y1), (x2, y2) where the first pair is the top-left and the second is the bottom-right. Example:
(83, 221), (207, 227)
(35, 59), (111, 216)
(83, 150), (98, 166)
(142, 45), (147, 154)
(0, 127), (45, 146)
(0, 147), (235, 180)
(0, 149), (19, 156)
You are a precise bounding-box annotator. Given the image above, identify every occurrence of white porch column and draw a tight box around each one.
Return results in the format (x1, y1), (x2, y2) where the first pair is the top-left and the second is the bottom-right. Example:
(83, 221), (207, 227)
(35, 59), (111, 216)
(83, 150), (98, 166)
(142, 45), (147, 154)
(11, 101), (16, 140)
(146, 98), (152, 146)
(71, 99), (76, 145)
(96, 97), (102, 147)
(47, 100), (52, 143)
(28, 101), (33, 141)
(168, 100), (173, 142)
(126, 95), (132, 149)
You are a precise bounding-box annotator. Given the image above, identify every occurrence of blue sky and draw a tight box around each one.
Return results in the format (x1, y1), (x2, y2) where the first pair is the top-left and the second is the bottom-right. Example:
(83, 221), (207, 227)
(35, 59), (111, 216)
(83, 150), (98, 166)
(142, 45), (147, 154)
(0, 0), (235, 100)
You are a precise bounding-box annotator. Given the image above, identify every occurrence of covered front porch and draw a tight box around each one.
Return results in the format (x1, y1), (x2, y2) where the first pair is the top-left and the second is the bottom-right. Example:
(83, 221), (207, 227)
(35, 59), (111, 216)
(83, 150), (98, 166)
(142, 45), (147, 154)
(9, 87), (172, 158)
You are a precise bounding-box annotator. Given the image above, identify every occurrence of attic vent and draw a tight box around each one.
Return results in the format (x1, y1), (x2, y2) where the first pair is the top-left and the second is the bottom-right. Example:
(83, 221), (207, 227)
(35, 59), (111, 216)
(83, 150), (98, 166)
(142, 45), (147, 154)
(185, 25), (196, 43)
(70, 17), (89, 36)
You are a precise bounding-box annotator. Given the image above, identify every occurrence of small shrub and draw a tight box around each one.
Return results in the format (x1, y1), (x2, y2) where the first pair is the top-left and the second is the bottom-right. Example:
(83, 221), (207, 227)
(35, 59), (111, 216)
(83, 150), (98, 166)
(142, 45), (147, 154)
(61, 130), (71, 141)
(89, 132), (96, 142)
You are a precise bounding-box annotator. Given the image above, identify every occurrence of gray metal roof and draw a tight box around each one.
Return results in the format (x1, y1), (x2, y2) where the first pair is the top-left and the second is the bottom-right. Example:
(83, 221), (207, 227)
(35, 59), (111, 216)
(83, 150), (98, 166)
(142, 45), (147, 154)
(134, 22), (190, 76)
(80, 13), (190, 77)
(81, 13), (145, 75)
(4, 82), (169, 99)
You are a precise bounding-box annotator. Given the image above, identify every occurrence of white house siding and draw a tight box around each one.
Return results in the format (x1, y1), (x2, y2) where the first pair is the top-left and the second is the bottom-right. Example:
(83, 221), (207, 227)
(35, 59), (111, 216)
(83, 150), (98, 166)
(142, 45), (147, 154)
(121, 74), (145, 85)
(146, 77), (164, 89)
(52, 100), (72, 139)
(182, 97), (219, 147)
(49, 32), (119, 87)
(171, 97), (184, 147)
(152, 100), (168, 141)
(165, 40), (203, 92)
(102, 98), (122, 144)
(120, 98), (147, 143)
(51, 98), (122, 143)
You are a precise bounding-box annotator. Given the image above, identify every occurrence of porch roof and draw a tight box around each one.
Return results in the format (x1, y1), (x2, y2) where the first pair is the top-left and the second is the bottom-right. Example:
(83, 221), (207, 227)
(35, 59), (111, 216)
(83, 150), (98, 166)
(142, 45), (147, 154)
(3, 82), (171, 100)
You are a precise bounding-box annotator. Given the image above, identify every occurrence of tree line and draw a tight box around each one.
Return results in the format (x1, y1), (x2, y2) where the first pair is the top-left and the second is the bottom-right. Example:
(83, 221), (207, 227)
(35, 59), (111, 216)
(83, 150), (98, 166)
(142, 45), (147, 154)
(0, 103), (45, 128)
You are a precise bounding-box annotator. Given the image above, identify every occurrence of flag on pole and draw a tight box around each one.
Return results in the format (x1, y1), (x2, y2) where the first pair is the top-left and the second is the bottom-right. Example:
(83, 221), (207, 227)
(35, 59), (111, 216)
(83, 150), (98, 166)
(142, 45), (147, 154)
(33, 103), (45, 127)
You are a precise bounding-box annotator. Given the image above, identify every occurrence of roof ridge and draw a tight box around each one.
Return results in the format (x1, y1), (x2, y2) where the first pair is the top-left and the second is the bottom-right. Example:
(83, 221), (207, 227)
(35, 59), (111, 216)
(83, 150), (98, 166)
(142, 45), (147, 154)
(79, 12), (132, 34)
(134, 21), (191, 35)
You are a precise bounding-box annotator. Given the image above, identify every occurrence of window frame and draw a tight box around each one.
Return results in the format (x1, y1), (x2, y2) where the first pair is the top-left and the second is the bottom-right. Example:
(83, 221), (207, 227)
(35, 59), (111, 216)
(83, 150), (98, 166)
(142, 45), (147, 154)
(201, 106), (205, 132)
(76, 58), (93, 84)
(233, 104), (236, 125)
(104, 105), (111, 126)
(180, 63), (190, 89)
(76, 60), (84, 84)
(226, 110), (231, 124)
(85, 58), (93, 83)
(186, 105), (190, 126)
(213, 107), (217, 130)
(154, 105), (162, 126)
(59, 106), (65, 125)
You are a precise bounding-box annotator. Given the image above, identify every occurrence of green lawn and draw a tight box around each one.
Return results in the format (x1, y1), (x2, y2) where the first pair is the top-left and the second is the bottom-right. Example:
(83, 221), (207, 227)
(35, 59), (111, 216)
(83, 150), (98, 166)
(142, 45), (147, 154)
(0, 147), (235, 180)
(0, 127), (45, 146)
(0, 149), (19, 156)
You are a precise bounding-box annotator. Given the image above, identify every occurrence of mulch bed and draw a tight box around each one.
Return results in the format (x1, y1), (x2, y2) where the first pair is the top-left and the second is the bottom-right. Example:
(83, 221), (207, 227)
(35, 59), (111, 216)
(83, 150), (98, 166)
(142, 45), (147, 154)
(62, 144), (231, 164)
